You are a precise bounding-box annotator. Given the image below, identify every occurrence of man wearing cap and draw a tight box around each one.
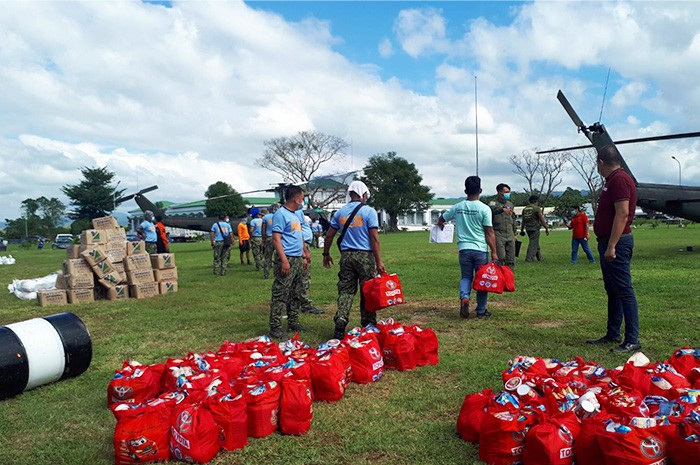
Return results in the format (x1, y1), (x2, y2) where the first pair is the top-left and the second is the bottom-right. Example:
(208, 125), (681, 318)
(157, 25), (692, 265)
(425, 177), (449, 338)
(269, 185), (311, 339)
(138, 210), (158, 255)
(210, 215), (233, 276)
(488, 183), (517, 269)
(586, 145), (641, 353)
(438, 176), (498, 318)
(520, 195), (550, 262)
(323, 180), (386, 340)
(261, 204), (278, 279)
(249, 211), (265, 270)
(568, 205), (595, 264)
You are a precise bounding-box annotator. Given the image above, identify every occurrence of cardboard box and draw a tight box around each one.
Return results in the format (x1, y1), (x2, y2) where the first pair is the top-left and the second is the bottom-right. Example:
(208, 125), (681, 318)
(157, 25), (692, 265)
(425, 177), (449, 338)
(91, 259), (117, 279)
(66, 273), (95, 289)
(107, 285), (129, 300)
(105, 228), (127, 244)
(55, 271), (68, 290)
(154, 267), (178, 282)
(63, 258), (92, 276)
(81, 246), (108, 266)
(159, 281), (178, 294)
(126, 241), (147, 256)
(105, 242), (127, 263)
(81, 229), (107, 245)
(98, 271), (125, 289)
(66, 245), (81, 259)
(130, 282), (160, 299)
(67, 288), (95, 304)
(113, 261), (125, 274)
(38, 289), (68, 306)
(150, 253), (176, 269)
(124, 253), (152, 272)
(92, 216), (119, 230)
(127, 269), (155, 285)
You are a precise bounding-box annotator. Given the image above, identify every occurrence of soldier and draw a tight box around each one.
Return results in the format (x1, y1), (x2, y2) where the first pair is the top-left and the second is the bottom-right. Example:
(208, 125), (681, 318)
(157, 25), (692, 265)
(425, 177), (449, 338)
(520, 195), (549, 262)
(210, 214), (233, 276)
(269, 186), (310, 339)
(299, 214), (324, 315)
(138, 210), (158, 255)
(323, 181), (386, 340)
(249, 211), (264, 271)
(261, 204), (277, 279)
(488, 183), (517, 269)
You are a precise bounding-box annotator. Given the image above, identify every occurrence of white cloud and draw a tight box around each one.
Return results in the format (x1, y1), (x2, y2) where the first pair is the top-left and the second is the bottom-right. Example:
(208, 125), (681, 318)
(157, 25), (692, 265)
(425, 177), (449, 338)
(378, 38), (393, 58)
(393, 7), (449, 58)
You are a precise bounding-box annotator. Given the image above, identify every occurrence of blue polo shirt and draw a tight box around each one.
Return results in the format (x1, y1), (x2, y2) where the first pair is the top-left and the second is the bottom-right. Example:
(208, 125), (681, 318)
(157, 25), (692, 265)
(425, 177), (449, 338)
(442, 200), (492, 252)
(140, 220), (157, 243)
(272, 207), (304, 257)
(211, 221), (232, 242)
(302, 217), (312, 244)
(330, 201), (378, 251)
(263, 213), (274, 238)
(250, 217), (263, 237)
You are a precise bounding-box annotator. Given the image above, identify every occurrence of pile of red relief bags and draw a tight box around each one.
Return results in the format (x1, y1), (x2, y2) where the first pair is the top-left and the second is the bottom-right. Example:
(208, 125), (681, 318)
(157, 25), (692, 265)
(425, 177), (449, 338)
(457, 347), (700, 465)
(108, 318), (438, 464)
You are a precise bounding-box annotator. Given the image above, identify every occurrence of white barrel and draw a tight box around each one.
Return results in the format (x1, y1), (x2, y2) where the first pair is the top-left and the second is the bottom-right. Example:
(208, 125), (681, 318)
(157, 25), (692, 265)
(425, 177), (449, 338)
(6, 318), (66, 389)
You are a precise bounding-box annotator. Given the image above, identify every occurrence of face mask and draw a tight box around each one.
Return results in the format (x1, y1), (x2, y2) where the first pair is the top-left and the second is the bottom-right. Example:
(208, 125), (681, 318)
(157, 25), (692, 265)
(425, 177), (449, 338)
(503, 193), (511, 200)
(225, 218), (230, 223)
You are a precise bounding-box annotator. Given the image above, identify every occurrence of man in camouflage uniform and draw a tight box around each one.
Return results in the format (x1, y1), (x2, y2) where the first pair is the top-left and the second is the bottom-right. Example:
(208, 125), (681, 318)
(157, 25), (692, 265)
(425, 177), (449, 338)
(249, 210), (264, 270)
(323, 181), (386, 340)
(269, 186), (310, 339)
(209, 214), (233, 275)
(520, 195), (550, 262)
(299, 214), (324, 315)
(489, 183), (518, 269)
(261, 204), (277, 279)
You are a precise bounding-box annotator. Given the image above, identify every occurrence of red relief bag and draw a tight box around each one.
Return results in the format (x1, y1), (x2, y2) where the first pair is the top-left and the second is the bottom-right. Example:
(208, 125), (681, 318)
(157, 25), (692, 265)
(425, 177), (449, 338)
(573, 417), (609, 465)
(279, 378), (313, 435)
(169, 403), (220, 464)
(500, 264), (516, 292)
(595, 425), (669, 465)
(361, 273), (405, 312)
(382, 329), (417, 372)
(479, 410), (530, 465)
(114, 399), (171, 465)
(347, 338), (384, 384)
(108, 361), (164, 407)
(311, 349), (350, 402)
(245, 380), (281, 438)
(473, 262), (505, 294)
(522, 411), (580, 465)
(204, 392), (248, 452)
(456, 388), (493, 443)
(669, 421), (700, 465)
(407, 325), (439, 366)
(668, 347), (700, 378)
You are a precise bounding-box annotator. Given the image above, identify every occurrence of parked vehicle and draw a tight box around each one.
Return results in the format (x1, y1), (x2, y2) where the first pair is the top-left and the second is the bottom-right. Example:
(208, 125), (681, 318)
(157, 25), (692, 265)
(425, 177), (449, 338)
(52, 234), (75, 250)
(0, 238), (7, 252)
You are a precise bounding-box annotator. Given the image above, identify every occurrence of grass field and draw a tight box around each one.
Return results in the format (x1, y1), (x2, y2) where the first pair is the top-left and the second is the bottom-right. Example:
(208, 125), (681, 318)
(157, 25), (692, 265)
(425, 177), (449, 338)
(0, 225), (698, 465)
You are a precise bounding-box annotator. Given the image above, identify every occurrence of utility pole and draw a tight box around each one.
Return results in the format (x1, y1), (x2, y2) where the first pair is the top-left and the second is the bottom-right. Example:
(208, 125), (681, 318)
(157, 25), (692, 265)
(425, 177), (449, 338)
(475, 75), (479, 176)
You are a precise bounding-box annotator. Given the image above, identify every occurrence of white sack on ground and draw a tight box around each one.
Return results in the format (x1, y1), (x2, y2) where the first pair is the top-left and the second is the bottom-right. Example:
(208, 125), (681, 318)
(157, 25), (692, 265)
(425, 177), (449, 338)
(7, 272), (58, 300)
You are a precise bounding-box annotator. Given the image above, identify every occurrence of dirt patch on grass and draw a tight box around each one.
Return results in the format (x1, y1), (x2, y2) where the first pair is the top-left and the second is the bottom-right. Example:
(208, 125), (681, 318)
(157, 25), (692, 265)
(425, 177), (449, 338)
(533, 320), (566, 328)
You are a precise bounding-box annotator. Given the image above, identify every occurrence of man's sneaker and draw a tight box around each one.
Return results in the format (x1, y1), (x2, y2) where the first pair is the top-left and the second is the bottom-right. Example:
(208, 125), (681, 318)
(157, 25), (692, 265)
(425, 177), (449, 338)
(333, 322), (347, 340)
(288, 323), (305, 333)
(459, 299), (470, 319)
(586, 336), (622, 345)
(476, 311), (492, 319)
(611, 342), (642, 353)
(301, 307), (325, 315)
(269, 329), (288, 340)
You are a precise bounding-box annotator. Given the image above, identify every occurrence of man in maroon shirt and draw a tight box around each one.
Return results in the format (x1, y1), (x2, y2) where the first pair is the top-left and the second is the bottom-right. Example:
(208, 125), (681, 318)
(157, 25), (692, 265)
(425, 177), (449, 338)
(587, 145), (641, 353)
(567, 205), (595, 264)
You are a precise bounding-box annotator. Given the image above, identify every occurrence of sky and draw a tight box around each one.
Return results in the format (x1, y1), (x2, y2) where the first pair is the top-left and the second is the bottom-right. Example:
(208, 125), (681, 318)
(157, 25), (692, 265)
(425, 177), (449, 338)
(1, 0), (700, 221)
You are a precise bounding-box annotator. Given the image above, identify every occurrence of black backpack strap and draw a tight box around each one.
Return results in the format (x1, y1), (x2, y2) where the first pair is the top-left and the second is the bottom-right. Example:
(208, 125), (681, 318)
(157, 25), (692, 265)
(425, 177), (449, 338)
(337, 202), (364, 250)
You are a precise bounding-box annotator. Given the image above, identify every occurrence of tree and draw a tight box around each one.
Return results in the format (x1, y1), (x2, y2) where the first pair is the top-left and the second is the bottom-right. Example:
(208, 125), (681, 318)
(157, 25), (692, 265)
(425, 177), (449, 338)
(360, 152), (434, 231)
(508, 150), (569, 205)
(257, 131), (349, 209)
(204, 182), (247, 218)
(552, 188), (590, 222)
(568, 148), (603, 214)
(62, 167), (125, 220)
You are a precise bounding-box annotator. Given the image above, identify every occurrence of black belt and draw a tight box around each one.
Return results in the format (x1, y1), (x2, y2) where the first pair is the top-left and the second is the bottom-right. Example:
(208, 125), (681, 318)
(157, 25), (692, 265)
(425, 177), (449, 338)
(341, 248), (371, 253)
(597, 233), (632, 242)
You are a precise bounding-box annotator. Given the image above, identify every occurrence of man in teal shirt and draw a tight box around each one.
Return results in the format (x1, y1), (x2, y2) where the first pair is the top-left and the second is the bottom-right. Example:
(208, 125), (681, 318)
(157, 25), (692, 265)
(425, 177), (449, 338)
(438, 176), (498, 319)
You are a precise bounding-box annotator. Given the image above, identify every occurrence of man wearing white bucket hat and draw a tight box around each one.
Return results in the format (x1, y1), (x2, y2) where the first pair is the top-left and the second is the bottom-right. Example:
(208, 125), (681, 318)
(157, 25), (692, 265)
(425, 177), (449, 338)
(322, 180), (386, 340)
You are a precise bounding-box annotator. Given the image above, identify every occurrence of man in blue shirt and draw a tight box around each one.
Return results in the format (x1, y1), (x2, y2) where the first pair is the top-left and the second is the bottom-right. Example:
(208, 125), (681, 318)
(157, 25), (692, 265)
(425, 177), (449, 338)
(269, 186), (312, 339)
(138, 210), (158, 254)
(438, 176), (498, 318)
(322, 181), (386, 340)
(261, 204), (277, 280)
(249, 211), (264, 271)
(210, 214), (233, 276)
(299, 214), (324, 315)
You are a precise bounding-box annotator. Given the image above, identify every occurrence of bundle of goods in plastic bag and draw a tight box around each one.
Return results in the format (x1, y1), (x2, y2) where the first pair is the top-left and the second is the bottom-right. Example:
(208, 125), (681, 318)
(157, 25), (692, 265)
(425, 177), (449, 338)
(109, 323), (439, 464)
(456, 346), (700, 465)
(7, 272), (58, 300)
(0, 255), (16, 265)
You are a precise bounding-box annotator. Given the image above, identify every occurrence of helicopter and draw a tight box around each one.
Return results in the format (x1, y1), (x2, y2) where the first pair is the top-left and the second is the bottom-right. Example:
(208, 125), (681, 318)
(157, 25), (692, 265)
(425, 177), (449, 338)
(538, 90), (700, 223)
(116, 183), (330, 237)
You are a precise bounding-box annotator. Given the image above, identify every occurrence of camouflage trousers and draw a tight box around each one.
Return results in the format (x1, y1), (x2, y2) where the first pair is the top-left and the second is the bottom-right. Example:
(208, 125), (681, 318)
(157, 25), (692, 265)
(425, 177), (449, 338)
(145, 242), (157, 255)
(300, 263), (314, 311)
(269, 256), (303, 332)
(212, 243), (231, 275)
(495, 231), (516, 269)
(525, 228), (542, 262)
(262, 239), (274, 279)
(335, 250), (377, 328)
(250, 237), (263, 270)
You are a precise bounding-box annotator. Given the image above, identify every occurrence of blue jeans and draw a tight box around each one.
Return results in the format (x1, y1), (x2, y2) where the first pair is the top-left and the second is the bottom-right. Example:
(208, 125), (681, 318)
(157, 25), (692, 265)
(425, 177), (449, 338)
(571, 238), (595, 263)
(597, 235), (639, 344)
(458, 249), (489, 314)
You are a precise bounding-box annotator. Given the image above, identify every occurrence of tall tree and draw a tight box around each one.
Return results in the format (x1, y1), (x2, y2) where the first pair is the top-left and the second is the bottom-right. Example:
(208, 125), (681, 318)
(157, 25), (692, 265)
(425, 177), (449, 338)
(61, 167), (125, 219)
(257, 131), (349, 209)
(568, 148), (603, 214)
(508, 150), (569, 205)
(360, 152), (433, 231)
(552, 187), (590, 221)
(204, 182), (246, 218)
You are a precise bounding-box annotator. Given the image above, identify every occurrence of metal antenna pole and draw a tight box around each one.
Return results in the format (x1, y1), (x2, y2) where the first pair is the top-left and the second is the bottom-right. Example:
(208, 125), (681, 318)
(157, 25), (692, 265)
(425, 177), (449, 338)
(475, 75), (479, 176)
(671, 156), (681, 186)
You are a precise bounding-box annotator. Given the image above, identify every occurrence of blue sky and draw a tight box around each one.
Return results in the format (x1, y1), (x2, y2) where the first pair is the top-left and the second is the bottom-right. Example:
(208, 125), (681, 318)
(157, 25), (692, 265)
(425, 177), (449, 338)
(1, 0), (699, 220)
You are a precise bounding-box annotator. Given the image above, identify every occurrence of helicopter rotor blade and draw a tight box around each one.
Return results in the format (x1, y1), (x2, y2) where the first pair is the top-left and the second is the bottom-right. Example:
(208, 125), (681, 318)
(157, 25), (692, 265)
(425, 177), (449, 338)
(557, 90), (586, 130)
(537, 130), (700, 155)
(115, 185), (158, 204)
(537, 144), (594, 155)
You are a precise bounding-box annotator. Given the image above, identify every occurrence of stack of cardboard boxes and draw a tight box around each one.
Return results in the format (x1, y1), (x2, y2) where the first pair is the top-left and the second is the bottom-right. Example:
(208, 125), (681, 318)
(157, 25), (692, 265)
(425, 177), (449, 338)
(37, 216), (178, 306)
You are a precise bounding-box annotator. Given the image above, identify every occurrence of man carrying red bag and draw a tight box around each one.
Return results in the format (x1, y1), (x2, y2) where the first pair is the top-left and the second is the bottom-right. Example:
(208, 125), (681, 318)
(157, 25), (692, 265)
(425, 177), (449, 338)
(438, 176), (498, 319)
(322, 181), (386, 339)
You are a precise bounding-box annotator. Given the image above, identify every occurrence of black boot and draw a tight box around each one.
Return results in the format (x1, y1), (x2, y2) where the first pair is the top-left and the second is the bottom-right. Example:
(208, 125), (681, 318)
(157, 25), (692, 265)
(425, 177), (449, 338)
(333, 321), (346, 340)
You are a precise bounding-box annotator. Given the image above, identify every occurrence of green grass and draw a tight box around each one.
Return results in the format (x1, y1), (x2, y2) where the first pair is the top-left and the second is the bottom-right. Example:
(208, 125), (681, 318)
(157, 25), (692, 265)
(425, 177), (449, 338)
(1, 225), (699, 465)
